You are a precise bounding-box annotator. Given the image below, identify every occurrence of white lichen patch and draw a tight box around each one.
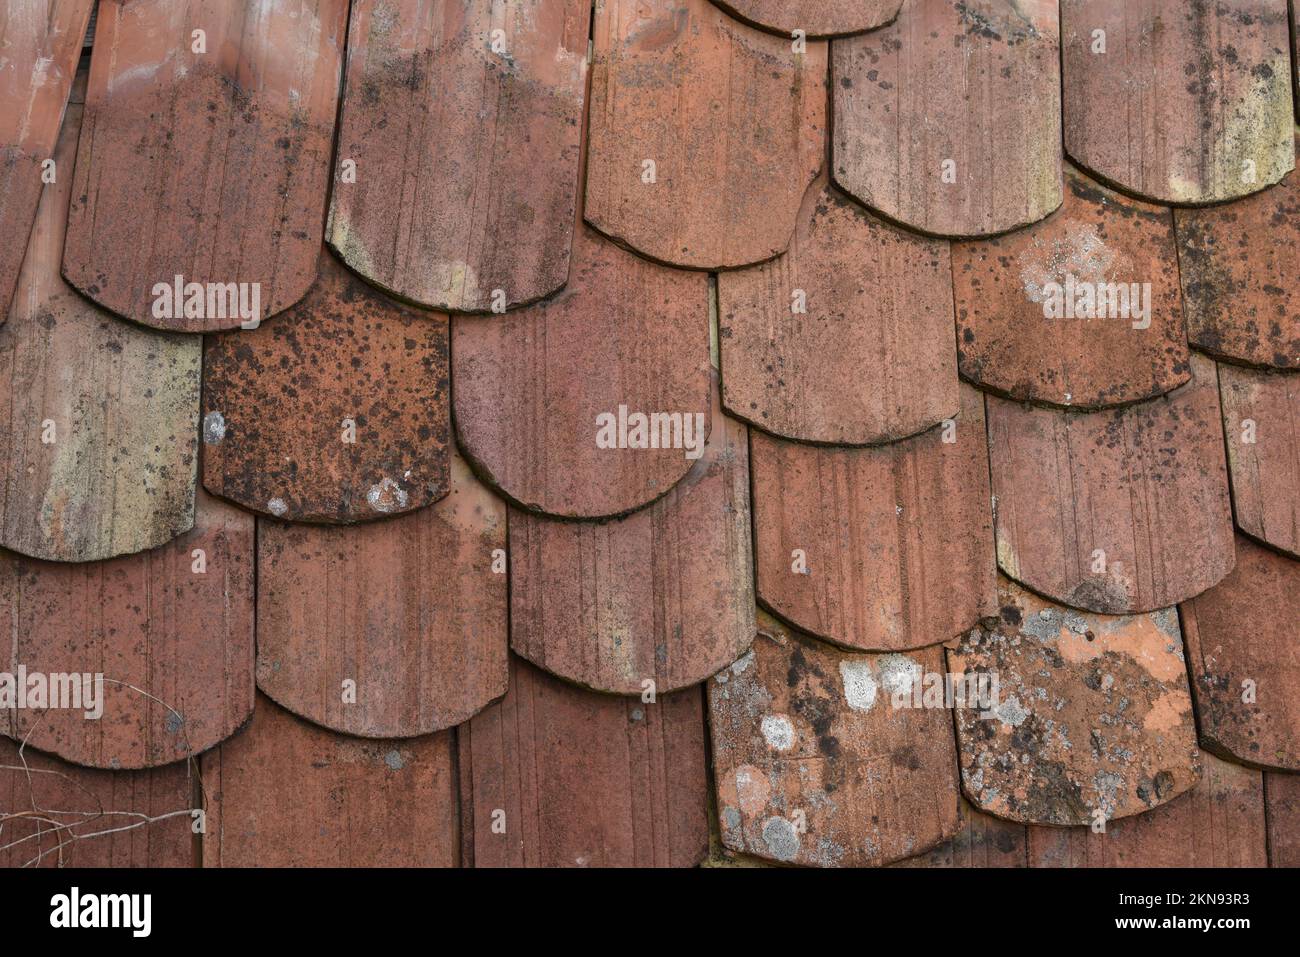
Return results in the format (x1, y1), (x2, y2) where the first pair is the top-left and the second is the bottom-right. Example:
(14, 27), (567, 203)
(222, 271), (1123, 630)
(266, 497), (288, 517)
(367, 477), (409, 513)
(839, 659), (878, 712)
(202, 410), (226, 444)
(760, 713), (795, 751)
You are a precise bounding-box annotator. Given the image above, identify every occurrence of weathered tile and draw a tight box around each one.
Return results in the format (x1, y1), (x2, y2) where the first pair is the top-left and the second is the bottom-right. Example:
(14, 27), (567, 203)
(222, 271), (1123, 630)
(453, 226), (711, 518)
(949, 577), (1201, 825)
(1219, 364), (1300, 558)
(1175, 144), (1300, 370)
(62, 0), (348, 330)
(1026, 752), (1267, 867)
(0, 738), (195, 867)
(1181, 534), (1300, 771)
(459, 655), (709, 867)
(202, 694), (458, 867)
(718, 177), (957, 444)
(893, 798), (1028, 868)
(585, 0), (826, 269)
(202, 248), (449, 524)
(751, 383), (996, 651)
(0, 0), (94, 323)
(955, 167), (1190, 409)
(0, 102), (199, 563)
(833, 0), (1063, 238)
(256, 449), (507, 738)
(1265, 771), (1300, 866)
(988, 353), (1234, 614)
(708, 614), (961, 867)
(2, 490), (253, 769)
(327, 0), (588, 313)
(709, 0), (902, 38)
(511, 387), (752, 695)
(1062, 0), (1294, 205)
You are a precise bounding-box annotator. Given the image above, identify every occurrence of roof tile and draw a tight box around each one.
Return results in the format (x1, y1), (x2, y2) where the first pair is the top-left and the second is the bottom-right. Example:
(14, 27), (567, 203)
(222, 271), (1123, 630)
(955, 167), (1190, 409)
(202, 694), (458, 866)
(0, 102), (199, 563)
(510, 390), (753, 695)
(709, 613), (960, 867)
(459, 655), (709, 867)
(1265, 770), (1300, 865)
(453, 225), (711, 518)
(1180, 533), (1300, 772)
(832, 0), (1063, 238)
(201, 248), (450, 524)
(327, 0), (588, 312)
(0, 0), (94, 323)
(585, 0), (826, 269)
(1175, 142), (1300, 370)
(950, 577), (1201, 826)
(2, 490), (253, 769)
(892, 798), (1028, 867)
(752, 383), (996, 651)
(709, 0), (903, 39)
(1061, 0), (1295, 205)
(719, 177), (958, 444)
(988, 353), (1234, 614)
(255, 449), (507, 738)
(62, 0), (348, 330)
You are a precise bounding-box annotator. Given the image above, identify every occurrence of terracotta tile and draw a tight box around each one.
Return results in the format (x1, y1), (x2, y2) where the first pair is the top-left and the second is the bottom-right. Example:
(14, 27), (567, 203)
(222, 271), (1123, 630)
(1264, 771), (1300, 866)
(0, 738), (195, 867)
(954, 167), (1190, 410)
(751, 383), (996, 651)
(202, 694), (458, 867)
(62, 0), (348, 330)
(1181, 534), (1300, 772)
(585, 0), (826, 269)
(893, 798), (1028, 867)
(709, 0), (902, 38)
(1175, 144), (1300, 370)
(2, 490), (253, 770)
(0, 0), (94, 324)
(256, 449), (507, 738)
(988, 353), (1234, 614)
(949, 577), (1201, 825)
(708, 613), (960, 867)
(453, 226), (711, 518)
(511, 387), (752, 695)
(1025, 751), (1267, 867)
(1062, 0), (1294, 205)
(1219, 364), (1300, 558)
(327, 0), (588, 313)
(832, 0), (1063, 238)
(0, 102), (199, 563)
(202, 248), (449, 524)
(718, 177), (958, 444)
(459, 655), (709, 867)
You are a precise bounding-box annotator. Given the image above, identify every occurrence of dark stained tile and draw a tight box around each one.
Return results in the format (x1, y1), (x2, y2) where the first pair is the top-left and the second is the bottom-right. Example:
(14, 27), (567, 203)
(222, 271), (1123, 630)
(949, 578), (1201, 826)
(327, 0), (588, 313)
(709, 0), (902, 38)
(751, 383), (996, 651)
(1175, 143), (1300, 370)
(0, 0), (94, 324)
(718, 177), (957, 444)
(0, 102), (199, 563)
(2, 490), (253, 770)
(988, 353), (1235, 614)
(585, 0), (826, 269)
(1265, 771), (1300, 865)
(453, 225), (711, 519)
(1219, 364), (1300, 558)
(202, 248), (449, 524)
(1026, 752), (1267, 867)
(459, 655), (709, 867)
(709, 614), (960, 867)
(893, 798), (1028, 867)
(256, 449), (507, 738)
(62, 0), (348, 330)
(954, 167), (1190, 410)
(833, 0), (1063, 238)
(0, 738), (195, 867)
(1181, 534), (1300, 772)
(202, 694), (458, 867)
(1062, 0), (1294, 205)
